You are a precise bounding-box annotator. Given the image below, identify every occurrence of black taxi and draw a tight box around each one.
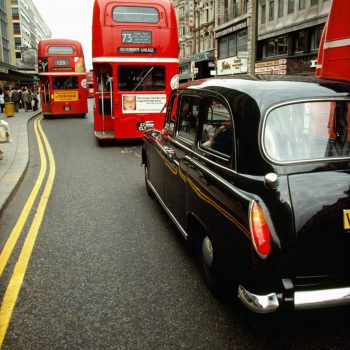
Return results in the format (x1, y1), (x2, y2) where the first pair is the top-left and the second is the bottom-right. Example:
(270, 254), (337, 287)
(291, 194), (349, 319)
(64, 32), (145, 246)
(142, 77), (350, 313)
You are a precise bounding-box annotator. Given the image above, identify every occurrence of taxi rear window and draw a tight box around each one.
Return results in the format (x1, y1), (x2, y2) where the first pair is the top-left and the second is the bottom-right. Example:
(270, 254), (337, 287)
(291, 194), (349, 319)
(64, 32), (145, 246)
(263, 100), (350, 162)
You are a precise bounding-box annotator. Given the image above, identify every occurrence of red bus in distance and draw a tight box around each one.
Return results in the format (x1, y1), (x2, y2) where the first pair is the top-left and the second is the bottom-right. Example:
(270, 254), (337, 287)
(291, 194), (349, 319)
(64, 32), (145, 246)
(86, 70), (94, 98)
(38, 39), (88, 117)
(92, 0), (179, 140)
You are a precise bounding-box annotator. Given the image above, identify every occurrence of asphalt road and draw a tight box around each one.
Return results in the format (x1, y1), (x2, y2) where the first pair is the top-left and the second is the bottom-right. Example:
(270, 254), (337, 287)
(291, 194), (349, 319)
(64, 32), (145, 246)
(1, 101), (350, 349)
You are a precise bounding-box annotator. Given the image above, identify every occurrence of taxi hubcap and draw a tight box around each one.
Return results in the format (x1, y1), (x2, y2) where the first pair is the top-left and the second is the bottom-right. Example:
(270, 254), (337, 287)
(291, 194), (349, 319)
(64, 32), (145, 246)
(202, 236), (213, 267)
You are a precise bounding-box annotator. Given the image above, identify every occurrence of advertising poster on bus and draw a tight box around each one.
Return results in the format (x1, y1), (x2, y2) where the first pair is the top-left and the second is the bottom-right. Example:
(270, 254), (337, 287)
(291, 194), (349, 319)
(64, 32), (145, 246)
(122, 94), (166, 113)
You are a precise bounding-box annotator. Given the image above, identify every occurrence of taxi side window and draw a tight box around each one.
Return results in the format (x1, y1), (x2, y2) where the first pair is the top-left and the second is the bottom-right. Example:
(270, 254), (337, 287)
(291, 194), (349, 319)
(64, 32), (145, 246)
(200, 98), (234, 157)
(177, 95), (200, 143)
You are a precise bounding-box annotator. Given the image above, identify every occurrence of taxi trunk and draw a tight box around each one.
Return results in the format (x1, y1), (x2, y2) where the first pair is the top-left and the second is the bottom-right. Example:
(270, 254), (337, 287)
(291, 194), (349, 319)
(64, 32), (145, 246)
(288, 170), (350, 286)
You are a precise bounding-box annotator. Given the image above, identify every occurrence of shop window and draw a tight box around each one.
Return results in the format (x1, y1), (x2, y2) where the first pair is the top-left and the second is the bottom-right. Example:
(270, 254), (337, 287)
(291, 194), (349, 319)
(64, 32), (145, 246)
(265, 36), (288, 57)
(311, 25), (324, 51)
(294, 31), (305, 54)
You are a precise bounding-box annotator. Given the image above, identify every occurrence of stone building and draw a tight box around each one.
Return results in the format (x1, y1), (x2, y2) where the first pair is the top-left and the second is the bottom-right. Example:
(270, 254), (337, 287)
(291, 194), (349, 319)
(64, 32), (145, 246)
(171, 0), (330, 81)
(11, 0), (51, 73)
(256, 0), (330, 76)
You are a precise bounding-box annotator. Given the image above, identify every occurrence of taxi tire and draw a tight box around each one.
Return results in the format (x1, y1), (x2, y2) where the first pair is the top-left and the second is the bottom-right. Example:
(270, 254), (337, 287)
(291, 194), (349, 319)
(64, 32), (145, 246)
(197, 234), (228, 300)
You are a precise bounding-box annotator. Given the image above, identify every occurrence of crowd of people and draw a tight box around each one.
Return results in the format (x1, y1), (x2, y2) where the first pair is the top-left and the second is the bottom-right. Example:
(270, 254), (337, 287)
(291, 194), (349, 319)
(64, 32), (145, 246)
(0, 86), (39, 113)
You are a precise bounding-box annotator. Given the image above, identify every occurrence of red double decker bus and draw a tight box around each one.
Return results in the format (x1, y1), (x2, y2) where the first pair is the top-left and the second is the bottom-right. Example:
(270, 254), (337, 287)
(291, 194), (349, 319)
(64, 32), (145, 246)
(92, 0), (179, 140)
(38, 39), (88, 117)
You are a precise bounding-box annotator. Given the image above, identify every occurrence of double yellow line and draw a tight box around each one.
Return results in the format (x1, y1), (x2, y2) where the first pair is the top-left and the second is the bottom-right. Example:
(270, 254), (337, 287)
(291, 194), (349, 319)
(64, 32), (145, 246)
(0, 115), (56, 347)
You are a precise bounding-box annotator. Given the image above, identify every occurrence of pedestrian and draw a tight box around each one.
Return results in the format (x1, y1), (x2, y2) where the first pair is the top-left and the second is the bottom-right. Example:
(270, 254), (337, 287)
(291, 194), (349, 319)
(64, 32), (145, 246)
(21, 88), (30, 112)
(4, 87), (10, 102)
(31, 89), (38, 111)
(0, 89), (4, 113)
(11, 88), (20, 112)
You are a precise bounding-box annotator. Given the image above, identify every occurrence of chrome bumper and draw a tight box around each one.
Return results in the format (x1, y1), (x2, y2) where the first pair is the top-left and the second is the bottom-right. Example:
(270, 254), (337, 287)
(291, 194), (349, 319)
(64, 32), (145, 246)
(238, 285), (350, 313)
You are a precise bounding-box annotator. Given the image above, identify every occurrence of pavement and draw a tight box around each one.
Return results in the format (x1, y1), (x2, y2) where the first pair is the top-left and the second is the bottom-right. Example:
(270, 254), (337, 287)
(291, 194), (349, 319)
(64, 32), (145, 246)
(0, 108), (42, 215)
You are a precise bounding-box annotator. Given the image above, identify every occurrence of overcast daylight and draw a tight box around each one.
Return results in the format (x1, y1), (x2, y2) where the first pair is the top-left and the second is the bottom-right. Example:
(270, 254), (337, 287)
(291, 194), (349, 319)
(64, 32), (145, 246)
(32, 0), (94, 69)
(2, 1), (350, 349)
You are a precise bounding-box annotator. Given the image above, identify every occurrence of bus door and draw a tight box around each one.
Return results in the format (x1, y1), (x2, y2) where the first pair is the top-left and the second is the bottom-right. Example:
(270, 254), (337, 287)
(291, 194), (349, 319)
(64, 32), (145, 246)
(41, 79), (52, 114)
(95, 64), (114, 133)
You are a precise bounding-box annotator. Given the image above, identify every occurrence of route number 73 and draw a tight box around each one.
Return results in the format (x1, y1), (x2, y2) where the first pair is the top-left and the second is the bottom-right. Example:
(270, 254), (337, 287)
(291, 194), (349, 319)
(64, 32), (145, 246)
(122, 34), (133, 43)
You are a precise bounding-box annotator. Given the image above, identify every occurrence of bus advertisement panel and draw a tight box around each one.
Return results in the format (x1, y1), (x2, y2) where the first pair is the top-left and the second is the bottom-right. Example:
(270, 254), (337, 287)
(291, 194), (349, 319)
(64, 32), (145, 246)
(38, 39), (88, 117)
(92, 0), (179, 140)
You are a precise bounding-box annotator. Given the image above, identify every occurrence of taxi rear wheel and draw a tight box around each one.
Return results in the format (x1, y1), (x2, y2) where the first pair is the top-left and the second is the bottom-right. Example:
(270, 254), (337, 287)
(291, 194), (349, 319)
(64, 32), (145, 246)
(198, 234), (227, 299)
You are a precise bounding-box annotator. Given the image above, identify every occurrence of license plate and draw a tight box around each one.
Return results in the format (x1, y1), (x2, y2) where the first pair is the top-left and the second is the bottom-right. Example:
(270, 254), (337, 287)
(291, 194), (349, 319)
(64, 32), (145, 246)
(64, 106), (70, 111)
(136, 121), (154, 131)
(344, 210), (350, 229)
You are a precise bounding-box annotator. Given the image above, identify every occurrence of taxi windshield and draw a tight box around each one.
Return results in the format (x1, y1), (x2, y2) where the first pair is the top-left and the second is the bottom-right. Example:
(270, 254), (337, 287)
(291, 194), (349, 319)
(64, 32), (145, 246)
(263, 100), (350, 162)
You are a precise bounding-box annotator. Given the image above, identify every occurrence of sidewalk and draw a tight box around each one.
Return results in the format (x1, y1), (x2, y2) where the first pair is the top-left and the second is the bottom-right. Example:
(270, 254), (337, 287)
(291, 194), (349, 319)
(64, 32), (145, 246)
(0, 108), (42, 215)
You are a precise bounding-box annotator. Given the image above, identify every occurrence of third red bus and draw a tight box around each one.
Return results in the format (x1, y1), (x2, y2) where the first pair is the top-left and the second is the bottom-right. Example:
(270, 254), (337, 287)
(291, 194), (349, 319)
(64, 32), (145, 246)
(92, 0), (179, 140)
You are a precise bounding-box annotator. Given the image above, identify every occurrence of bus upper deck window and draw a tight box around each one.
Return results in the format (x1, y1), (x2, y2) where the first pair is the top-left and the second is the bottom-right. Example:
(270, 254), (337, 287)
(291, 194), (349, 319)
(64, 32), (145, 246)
(112, 6), (159, 23)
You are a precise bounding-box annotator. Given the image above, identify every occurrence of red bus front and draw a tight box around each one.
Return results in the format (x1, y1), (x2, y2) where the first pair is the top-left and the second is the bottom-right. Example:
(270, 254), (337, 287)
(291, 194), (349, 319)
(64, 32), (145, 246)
(92, 0), (179, 140)
(38, 39), (88, 117)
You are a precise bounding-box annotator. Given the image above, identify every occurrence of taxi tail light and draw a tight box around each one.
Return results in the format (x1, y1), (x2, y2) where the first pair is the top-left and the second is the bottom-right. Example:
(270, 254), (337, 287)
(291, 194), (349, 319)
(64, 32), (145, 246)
(249, 202), (271, 258)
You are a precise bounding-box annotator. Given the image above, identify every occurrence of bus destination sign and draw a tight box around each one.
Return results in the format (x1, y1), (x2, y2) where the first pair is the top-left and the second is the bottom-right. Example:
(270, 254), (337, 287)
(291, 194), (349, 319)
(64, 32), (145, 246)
(118, 47), (156, 54)
(53, 58), (70, 66)
(121, 31), (152, 44)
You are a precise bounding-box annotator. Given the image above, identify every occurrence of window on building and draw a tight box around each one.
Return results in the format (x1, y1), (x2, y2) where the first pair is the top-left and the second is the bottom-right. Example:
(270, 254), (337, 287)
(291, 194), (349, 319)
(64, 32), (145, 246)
(311, 25), (324, 51)
(288, 0), (294, 13)
(237, 29), (248, 53)
(294, 30), (305, 53)
(269, 0), (275, 21)
(15, 52), (21, 59)
(11, 7), (19, 19)
(228, 35), (237, 57)
(278, 0), (284, 17)
(299, 0), (306, 9)
(261, 4), (266, 23)
(218, 29), (247, 59)
(311, 0), (319, 5)
(13, 22), (20, 34)
(265, 35), (288, 57)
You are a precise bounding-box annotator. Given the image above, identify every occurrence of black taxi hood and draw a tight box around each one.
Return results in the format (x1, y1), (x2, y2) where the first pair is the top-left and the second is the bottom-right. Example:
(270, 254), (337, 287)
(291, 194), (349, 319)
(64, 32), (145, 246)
(288, 170), (350, 277)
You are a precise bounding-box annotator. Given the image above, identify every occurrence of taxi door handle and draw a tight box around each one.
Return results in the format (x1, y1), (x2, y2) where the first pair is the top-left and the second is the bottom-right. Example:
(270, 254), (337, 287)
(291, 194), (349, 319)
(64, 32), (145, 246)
(164, 146), (176, 158)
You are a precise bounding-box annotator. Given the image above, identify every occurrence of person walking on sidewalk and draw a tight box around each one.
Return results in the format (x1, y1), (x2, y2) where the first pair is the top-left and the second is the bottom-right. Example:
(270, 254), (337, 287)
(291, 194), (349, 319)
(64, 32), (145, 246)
(0, 90), (4, 113)
(11, 88), (20, 112)
(21, 88), (30, 112)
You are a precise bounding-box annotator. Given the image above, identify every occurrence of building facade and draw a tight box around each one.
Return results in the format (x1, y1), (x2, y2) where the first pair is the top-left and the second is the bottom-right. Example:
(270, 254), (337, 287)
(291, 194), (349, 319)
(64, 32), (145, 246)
(171, 0), (330, 81)
(11, 0), (51, 72)
(256, 0), (330, 76)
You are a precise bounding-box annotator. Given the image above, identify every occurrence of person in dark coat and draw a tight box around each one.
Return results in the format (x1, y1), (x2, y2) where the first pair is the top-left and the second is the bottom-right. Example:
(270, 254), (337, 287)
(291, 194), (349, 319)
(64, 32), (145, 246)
(11, 88), (20, 112)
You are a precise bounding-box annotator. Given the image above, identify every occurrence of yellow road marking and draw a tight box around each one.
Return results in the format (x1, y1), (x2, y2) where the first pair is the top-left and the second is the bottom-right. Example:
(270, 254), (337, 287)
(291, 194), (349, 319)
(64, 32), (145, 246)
(3, 174), (21, 181)
(0, 117), (46, 277)
(0, 117), (56, 347)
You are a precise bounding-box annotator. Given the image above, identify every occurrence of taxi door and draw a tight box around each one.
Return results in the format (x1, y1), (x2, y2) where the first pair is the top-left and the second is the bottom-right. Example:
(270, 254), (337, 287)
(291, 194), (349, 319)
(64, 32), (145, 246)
(163, 94), (201, 231)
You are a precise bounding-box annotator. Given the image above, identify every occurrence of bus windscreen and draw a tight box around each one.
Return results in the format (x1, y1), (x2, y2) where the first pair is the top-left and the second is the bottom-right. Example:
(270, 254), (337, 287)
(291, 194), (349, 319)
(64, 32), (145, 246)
(118, 66), (165, 91)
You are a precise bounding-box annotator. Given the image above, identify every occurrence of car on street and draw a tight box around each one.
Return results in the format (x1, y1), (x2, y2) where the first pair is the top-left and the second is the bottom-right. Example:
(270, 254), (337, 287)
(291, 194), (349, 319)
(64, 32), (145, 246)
(142, 76), (350, 313)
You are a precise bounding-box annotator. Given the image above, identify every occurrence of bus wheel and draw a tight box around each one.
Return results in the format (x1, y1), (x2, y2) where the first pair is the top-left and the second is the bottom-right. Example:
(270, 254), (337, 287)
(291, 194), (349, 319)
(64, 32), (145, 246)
(144, 165), (154, 198)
